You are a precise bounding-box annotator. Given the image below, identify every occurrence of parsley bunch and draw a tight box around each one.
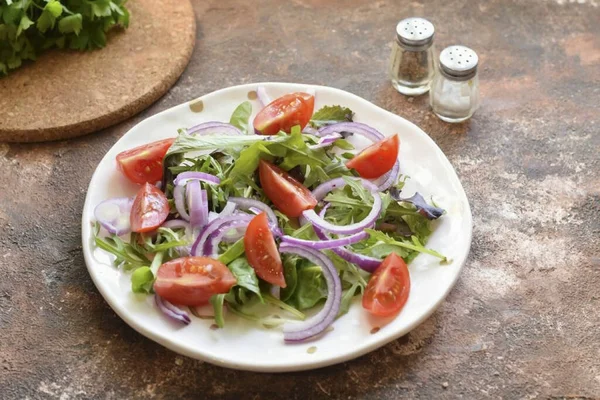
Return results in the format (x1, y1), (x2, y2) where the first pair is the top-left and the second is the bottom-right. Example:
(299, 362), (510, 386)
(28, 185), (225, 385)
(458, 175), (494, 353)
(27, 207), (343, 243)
(0, 0), (129, 76)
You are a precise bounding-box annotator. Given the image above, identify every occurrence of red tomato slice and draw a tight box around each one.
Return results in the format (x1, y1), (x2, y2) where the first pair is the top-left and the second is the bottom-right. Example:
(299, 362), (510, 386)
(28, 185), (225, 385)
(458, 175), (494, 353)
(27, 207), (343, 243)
(346, 134), (400, 179)
(258, 160), (317, 218)
(362, 252), (410, 317)
(154, 256), (237, 306)
(130, 183), (170, 233)
(244, 212), (286, 288)
(253, 92), (315, 135)
(116, 138), (175, 184)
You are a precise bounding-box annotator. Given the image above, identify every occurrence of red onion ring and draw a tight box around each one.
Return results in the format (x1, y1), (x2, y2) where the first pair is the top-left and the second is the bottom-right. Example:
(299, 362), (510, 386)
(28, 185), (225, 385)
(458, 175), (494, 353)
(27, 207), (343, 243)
(173, 172), (220, 186)
(317, 122), (384, 141)
(94, 197), (133, 236)
(173, 184), (190, 221)
(281, 230), (368, 250)
(191, 214), (253, 256)
(155, 295), (191, 325)
(187, 121), (242, 136)
(257, 86), (272, 108)
(187, 181), (208, 229)
(302, 177), (381, 235)
(279, 242), (341, 342)
(308, 133), (342, 149)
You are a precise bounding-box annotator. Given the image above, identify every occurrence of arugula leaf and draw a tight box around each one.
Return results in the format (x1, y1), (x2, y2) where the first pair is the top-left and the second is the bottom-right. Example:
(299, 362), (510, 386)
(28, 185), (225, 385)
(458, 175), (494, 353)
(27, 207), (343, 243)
(290, 265), (329, 310)
(280, 255), (299, 302)
(166, 133), (286, 158)
(227, 257), (263, 301)
(338, 281), (362, 317)
(218, 238), (245, 265)
(210, 294), (226, 328)
(364, 229), (447, 262)
(309, 105), (354, 128)
(131, 267), (154, 294)
(389, 188), (445, 220)
(229, 101), (252, 134)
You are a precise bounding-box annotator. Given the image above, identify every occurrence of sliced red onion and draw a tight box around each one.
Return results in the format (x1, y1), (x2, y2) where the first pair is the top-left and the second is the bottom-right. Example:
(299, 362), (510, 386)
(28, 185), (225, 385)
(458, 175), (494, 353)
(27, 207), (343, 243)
(191, 214), (253, 256)
(173, 172), (220, 186)
(299, 205), (381, 272)
(317, 122), (384, 141)
(187, 121), (242, 136)
(155, 295), (191, 325)
(302, 126), (318, 135)
(187, 181), (208, 229)
(303, 177), (381, 235)
(279, 242), (341, 342)
(94, 197), (133, 236)
(374, 159), (400, 191)
(281, 230), (368, 250)
(161, 219), (190, 230)
(219, 201), (237, 217)
(228, 197), (280, 234)
(173, 184), (190, 221)
(203, 219), (252, 257)
(257, 86), (272, 108)
(309, 133), (342, 149)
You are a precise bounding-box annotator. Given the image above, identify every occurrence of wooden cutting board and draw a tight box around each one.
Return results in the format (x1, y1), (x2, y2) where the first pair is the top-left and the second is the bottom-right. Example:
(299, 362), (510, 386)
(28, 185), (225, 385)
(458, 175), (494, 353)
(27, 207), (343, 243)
(0, 0), (196, 143)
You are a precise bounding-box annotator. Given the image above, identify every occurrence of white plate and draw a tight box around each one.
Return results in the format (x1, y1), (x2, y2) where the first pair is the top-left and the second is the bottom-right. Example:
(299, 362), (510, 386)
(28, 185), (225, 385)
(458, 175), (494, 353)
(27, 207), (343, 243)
(81, 82), (472, 372)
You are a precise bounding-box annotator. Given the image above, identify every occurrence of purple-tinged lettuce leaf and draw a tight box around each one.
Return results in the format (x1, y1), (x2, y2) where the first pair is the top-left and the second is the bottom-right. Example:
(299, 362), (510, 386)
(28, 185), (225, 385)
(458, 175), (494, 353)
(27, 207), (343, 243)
(389, 188), (445, 220)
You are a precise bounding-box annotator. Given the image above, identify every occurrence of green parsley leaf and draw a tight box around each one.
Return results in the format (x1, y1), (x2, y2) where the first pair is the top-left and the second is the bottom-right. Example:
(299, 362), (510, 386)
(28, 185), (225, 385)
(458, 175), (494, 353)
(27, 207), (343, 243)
(58, 14), (82, 35)
(309, 105), (354, 128)
(229, 101), (252, 134)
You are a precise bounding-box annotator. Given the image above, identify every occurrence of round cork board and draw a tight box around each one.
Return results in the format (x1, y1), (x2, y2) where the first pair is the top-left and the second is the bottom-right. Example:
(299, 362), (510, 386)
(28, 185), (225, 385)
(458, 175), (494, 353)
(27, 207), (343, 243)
(0, 0), (196, 143)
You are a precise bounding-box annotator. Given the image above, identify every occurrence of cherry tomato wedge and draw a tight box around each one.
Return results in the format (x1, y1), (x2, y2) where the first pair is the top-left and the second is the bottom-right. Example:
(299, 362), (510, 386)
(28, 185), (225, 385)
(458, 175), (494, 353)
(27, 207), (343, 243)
(253, 92), (315, 135)
(116, 138), (175, 184)
(130, 183), (170, 233)
(154, 256), (237, 306)
(258, 160), (317, 218)
(244, 212), (286, 288)
(362, 252), (410, 318)
(346, 134), (400, 179)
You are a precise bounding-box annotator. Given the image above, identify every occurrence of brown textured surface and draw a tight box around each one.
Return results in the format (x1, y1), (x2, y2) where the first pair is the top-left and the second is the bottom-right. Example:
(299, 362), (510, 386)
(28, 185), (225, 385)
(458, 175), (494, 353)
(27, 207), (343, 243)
(1, 0), (599, 398)
(0, 0), (195, 143)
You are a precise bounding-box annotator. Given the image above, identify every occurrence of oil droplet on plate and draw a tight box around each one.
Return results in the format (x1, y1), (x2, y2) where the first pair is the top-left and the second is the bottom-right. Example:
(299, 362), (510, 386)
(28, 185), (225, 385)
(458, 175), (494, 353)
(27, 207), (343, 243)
(247, 90), (258, 100)
(307, 346), (317, 354)
(370, 327), (380, 334)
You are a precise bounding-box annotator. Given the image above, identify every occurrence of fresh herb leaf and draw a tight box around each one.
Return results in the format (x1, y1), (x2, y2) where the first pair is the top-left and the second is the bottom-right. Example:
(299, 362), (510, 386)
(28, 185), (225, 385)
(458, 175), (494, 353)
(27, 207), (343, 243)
(218, 238), (245, 265)
(229, 101), (252, 134)
(280, 255), (299, 302)
(227, 257), (263, 301)
(364, 229), (447, 262)
(131, 267), (154, 294)
(1, 0), (129, 76)
(309, 105), (354, 128)
(210, 294), (226, 328)
(389, 188), (445, 220)
(338, 281), (362, 317)
(290, 265), (329, 310)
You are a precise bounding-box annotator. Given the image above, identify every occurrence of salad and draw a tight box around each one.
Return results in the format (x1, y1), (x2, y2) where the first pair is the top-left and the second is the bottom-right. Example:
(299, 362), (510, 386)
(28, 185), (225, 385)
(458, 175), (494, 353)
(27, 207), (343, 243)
(92, 87), (447, 343)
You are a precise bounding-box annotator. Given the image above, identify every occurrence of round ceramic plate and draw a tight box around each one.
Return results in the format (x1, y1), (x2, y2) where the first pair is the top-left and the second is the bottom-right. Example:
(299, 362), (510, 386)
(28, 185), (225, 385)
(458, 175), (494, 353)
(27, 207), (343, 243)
(81, 82), (472, 372)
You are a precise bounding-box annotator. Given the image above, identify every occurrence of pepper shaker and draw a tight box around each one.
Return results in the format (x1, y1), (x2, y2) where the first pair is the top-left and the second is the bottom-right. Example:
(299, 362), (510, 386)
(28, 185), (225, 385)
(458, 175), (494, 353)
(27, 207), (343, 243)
(389, 18), (437, 96)
(429, 45), (480, 123)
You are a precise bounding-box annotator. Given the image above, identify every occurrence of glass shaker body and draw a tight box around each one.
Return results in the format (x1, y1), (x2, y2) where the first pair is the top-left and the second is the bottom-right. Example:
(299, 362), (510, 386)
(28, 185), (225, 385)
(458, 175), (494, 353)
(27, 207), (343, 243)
(429, 45), (480, 123)
(389, 18), (436, 96)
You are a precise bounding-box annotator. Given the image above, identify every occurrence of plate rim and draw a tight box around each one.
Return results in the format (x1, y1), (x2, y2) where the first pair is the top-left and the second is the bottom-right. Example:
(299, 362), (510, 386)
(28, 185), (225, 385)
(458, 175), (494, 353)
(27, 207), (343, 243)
(81, 82), (473, 372)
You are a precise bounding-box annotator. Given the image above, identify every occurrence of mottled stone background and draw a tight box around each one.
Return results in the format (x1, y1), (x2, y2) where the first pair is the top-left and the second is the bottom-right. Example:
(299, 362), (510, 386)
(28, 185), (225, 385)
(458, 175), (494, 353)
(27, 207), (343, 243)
(1, 0), (599, 399)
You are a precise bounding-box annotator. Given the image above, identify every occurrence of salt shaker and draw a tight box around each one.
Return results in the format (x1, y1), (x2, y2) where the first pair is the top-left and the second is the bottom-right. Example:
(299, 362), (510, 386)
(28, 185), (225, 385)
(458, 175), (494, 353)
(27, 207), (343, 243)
(389, 18), (436, 96)
(429, 45), (480, 123)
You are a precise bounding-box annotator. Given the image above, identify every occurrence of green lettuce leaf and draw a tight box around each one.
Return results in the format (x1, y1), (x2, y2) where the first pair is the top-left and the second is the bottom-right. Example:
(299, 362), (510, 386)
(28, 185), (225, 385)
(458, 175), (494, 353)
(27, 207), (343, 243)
(229, 101), (252, 134)
(309, 105), (354, 128)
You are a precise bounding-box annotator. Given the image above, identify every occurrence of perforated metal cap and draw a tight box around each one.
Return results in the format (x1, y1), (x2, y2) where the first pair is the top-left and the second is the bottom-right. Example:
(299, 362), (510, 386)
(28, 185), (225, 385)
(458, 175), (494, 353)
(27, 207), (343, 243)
(395, 18), (434, 47)
(439, 45), (478, 79)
